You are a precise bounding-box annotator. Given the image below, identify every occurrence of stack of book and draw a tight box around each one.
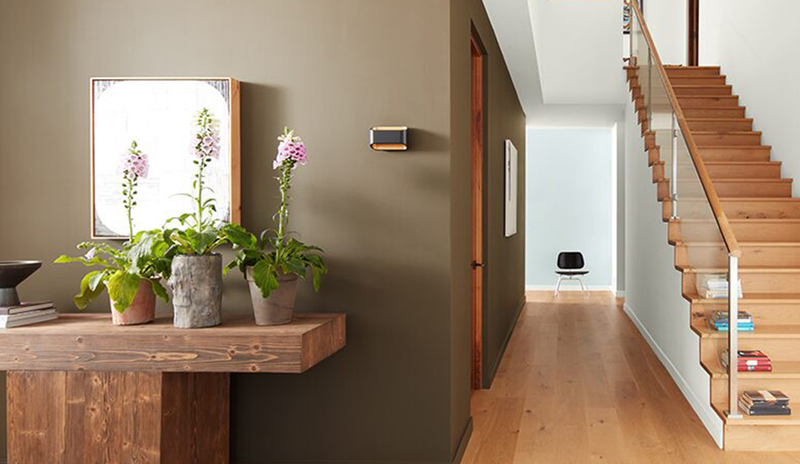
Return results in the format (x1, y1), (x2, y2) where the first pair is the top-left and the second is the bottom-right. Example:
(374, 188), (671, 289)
(709, 310), (754, 332)
(0, 301), (58, 328)
(740, 390), (791, 416)
(697, 274), (743, 299)
(721, 349), (772, 372)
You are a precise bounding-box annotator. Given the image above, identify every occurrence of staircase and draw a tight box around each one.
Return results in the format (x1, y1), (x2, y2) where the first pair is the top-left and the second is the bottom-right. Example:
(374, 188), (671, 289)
(627, 64), (800, 451)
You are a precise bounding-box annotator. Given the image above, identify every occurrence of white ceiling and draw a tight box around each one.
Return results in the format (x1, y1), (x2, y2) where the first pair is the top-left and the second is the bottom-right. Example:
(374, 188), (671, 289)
(483, 0), (628, 110)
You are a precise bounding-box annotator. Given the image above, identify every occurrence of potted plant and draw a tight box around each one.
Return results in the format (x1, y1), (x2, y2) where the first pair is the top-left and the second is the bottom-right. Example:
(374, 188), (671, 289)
(225, 128), (327, 325)
(56, 141), (170, 325)
(162, 108), (230, 328)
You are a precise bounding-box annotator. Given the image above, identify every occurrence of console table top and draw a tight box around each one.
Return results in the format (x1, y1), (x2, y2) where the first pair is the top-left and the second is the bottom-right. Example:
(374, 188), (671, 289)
(0, 313), (345, 373)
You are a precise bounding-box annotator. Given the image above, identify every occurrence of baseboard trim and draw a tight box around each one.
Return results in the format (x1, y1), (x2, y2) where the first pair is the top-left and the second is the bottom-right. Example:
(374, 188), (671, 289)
(621, 302), (724, 448)
(615, 290), (626, 298)
(525, 285), (614, 292)
(451, 417), (473, 464)
(485, 294), (526, 388)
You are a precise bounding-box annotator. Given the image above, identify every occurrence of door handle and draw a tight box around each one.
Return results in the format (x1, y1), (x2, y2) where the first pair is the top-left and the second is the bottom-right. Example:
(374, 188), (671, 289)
(471, 261), (484, 270)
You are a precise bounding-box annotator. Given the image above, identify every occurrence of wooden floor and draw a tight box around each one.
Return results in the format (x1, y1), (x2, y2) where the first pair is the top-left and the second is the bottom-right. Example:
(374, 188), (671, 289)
(461, 291), (800, 464)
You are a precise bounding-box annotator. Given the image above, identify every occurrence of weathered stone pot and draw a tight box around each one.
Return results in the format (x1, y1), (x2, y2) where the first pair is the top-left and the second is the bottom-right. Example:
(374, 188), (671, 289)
(246, 268), (298, 326)
(169, 254), (223, 328)
(110, 279), (156, 326)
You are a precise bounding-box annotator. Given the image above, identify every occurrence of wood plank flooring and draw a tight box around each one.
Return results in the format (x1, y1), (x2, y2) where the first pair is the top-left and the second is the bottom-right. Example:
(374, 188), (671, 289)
(461, 291), (800, 463)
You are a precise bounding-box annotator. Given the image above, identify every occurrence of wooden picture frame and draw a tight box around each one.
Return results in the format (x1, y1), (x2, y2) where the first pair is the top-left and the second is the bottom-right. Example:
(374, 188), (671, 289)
(90, 77), (241, 239)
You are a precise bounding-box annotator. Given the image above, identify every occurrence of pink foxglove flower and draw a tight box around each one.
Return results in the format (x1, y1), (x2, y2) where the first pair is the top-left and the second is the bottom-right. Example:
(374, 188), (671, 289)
(121, 141), (149, 180)
(193, 108), (221, 160)
(274, 128), (307, 169)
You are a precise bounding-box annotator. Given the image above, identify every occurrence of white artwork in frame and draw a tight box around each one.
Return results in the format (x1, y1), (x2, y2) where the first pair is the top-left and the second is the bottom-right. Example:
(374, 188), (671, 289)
(504, 139), (518, 237)
(91, 77), (241, 239)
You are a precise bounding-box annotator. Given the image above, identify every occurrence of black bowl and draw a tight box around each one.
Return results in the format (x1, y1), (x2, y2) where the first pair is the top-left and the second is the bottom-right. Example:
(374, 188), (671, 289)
(0, 261), (42, 306)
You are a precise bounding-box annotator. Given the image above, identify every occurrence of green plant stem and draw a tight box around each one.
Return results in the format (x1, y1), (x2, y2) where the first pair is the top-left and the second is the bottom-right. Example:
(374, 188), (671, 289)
(197, 158), (206, 231)
(126, 176), (135, 242)
(276, 162), (293, 260)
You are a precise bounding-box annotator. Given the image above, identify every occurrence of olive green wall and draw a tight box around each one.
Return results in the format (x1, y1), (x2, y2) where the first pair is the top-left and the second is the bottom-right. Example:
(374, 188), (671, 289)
(449, 2), (527, 456)
(0, 1), (524, 462)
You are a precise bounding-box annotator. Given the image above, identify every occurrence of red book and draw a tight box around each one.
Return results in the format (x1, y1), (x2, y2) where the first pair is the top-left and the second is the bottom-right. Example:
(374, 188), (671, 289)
(737, 365), (773, 372)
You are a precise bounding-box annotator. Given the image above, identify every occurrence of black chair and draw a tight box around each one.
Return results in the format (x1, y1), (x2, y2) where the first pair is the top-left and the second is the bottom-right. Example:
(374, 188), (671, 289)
(554, 252), (589, 296)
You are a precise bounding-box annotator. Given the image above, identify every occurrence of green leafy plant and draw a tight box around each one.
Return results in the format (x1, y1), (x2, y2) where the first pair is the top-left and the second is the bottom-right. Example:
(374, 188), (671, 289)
(162, 108), (229, 255)
(224, 128), (327, 298)
(56, 141), (171, 312)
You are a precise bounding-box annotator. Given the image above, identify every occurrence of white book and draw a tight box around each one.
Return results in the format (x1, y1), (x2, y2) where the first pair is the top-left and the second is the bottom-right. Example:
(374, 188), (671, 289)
(0, 309), (58, 328)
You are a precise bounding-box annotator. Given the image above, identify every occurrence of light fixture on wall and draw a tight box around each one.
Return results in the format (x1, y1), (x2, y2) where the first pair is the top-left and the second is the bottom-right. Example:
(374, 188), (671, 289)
(369, 126), (408, 151)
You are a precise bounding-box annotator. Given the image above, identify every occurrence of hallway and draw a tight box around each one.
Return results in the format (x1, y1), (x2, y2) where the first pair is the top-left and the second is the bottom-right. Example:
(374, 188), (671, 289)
(462, 292), (800, 463)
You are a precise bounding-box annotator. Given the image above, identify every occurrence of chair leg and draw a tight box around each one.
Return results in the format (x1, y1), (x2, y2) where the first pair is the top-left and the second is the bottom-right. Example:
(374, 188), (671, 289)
(578, 277), (587, 292)
(554, 276), (563, 297)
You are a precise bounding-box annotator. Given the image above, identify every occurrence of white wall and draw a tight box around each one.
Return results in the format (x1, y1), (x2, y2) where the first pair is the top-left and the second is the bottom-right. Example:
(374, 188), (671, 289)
(623, 100), (723, 446)
(526, 128), (614, 290)
(699, 0), (800, 196)
(528, 0), (628, 104)
(644, 0), (687, 65)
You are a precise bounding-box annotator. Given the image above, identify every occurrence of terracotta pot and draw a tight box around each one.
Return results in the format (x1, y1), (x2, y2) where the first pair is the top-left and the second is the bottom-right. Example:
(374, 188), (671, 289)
(110, 279), (156, 326)
(246, 268), (298, 326)
(168, 254), (223, 328)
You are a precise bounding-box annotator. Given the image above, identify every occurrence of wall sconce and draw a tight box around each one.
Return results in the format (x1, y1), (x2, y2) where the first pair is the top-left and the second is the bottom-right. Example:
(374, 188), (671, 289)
(370, 126), (408, 151)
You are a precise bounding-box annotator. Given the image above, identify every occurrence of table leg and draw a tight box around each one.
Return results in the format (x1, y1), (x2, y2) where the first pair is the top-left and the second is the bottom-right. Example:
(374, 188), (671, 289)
(7, 371), (230, 464)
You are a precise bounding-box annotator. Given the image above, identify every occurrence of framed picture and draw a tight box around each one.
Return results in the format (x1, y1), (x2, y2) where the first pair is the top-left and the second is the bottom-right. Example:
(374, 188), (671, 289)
(623, 1), (632, 35)
(504, 139), (518, 238)
(90, 77), (240, 239)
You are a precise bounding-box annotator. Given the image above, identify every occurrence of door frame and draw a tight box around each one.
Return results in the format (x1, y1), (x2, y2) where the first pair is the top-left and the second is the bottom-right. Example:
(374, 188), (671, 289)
(470, 28), (487, 391)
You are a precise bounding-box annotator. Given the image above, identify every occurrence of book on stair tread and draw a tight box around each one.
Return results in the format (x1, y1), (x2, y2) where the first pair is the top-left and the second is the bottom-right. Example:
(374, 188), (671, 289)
(0, 301), (53, 315)
(0, 308), (58, 328)
(740, 390), (791, 416)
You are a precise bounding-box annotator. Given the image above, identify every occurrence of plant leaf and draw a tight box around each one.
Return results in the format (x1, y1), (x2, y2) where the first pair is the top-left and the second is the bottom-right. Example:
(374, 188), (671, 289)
(107, 271), (141, 313)
(74, 271), (106, 310)
(149, 279), (169, 303)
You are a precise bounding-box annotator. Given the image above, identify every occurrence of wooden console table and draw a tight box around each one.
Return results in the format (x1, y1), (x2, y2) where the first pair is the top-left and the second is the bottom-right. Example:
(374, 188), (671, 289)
(0, 313), (346, 464)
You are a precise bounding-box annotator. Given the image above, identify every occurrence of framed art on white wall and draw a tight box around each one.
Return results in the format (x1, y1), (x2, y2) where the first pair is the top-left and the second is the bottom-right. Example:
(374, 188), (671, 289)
(504, 139), (518, 237)
(90, 77), (241, 239)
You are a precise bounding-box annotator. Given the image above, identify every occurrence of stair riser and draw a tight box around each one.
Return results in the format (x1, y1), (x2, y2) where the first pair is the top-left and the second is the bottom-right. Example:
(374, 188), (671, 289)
(669, 76), (727, 85)
(677, 245), (800, 268)
(704, 164), (781, 179)
(688, 120), (754, 131)
(693, 302), (800, 326)
(678, 96), (740, 107)
(674, 86), (733, 96)
(725, 425), (800, 451)
(657, 181), (792, 200)
(698, 147), (772, 162)
(682, 108), (746, 118)
(666, 67), (721, 76)
(670, 221), (800, 243)
(704, 338), (800, 363)
(693, 133), (762, 146)
(714, 181), (792, 198)
(685, 272), (800, 294)
(721, 201), (800, 219)
(711, 379), (800, 411)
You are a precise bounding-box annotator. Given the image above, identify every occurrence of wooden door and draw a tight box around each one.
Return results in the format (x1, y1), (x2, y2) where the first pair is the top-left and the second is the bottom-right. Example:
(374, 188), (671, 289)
(688, 0), (699, 65)
(470, 33), (485, 391)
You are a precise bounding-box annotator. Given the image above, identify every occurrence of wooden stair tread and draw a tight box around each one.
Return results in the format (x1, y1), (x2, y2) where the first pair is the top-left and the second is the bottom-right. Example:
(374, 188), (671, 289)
(677, 242), (800, 247)
(704, 161), (781, 166)
(693, 131), (762, 135)
(687, 118), (753, 122)
(675, 218), (800, 223)
(680, 266), (800, 273)
(685, 292), (800, 303)
(712, 403), (800, 426)
(693, 321), (800, 339)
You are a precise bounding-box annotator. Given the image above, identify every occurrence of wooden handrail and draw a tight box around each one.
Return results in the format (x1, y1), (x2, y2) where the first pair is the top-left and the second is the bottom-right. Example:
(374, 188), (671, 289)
(630, 1), (742, 258)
